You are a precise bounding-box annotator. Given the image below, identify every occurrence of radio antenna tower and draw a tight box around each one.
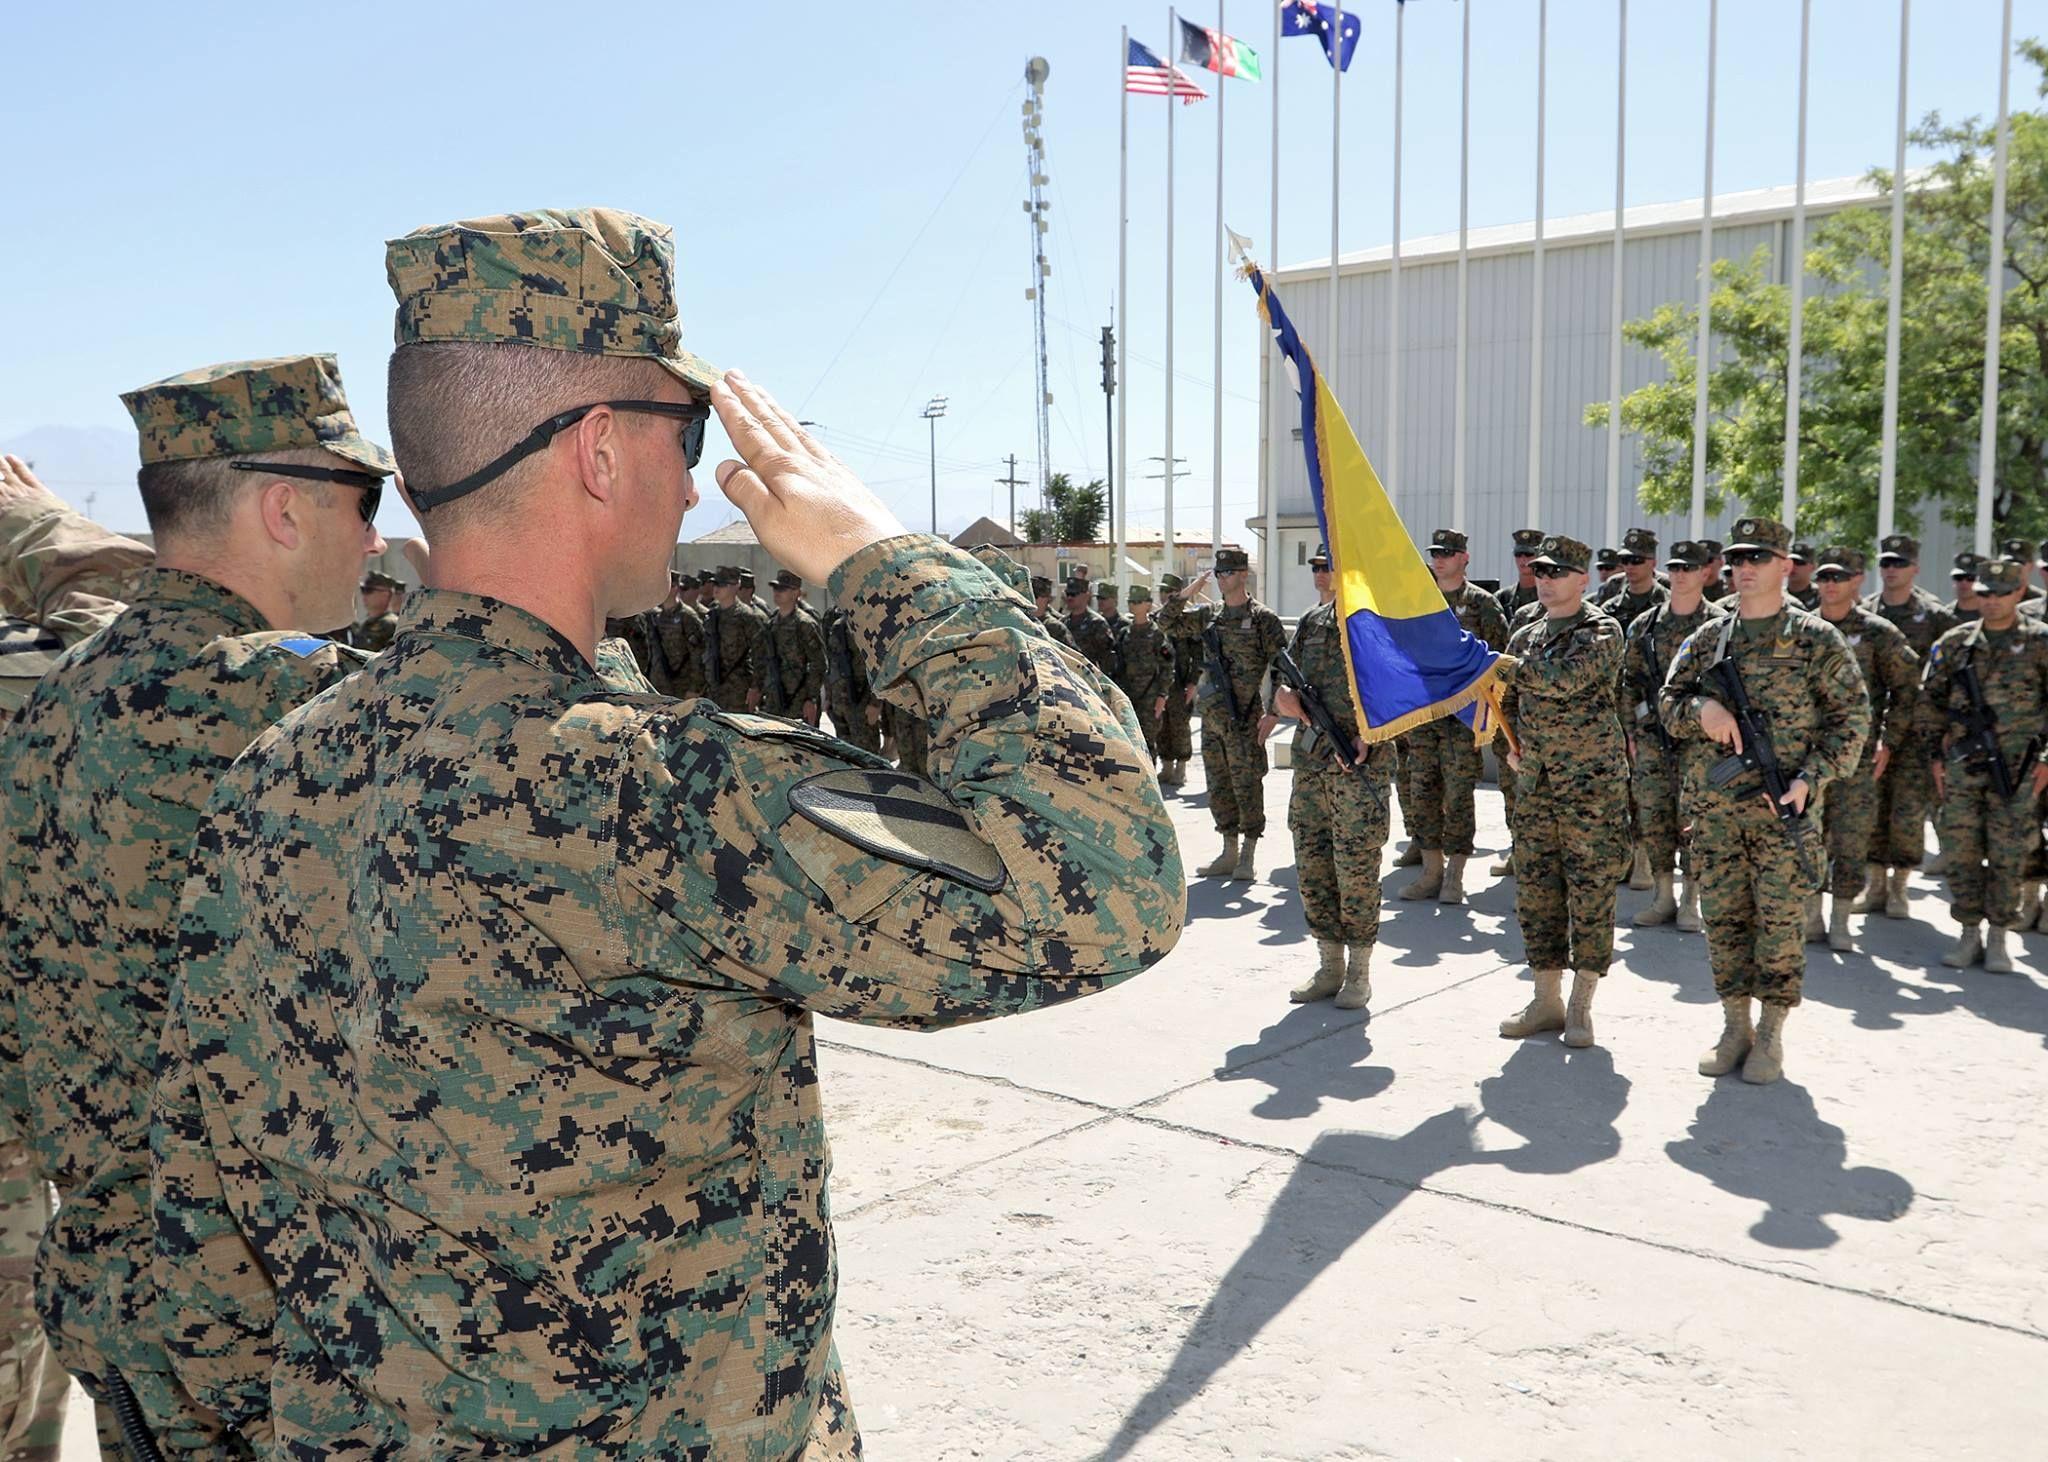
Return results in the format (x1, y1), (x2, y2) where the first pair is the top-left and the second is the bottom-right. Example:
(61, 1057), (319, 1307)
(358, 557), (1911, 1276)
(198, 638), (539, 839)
(1022, 57), (1053, 507)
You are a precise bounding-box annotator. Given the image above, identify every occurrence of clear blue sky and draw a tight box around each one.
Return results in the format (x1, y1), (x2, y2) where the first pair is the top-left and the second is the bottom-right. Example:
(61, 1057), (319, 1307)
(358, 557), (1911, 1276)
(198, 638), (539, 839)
(3, 0), (2039, 540)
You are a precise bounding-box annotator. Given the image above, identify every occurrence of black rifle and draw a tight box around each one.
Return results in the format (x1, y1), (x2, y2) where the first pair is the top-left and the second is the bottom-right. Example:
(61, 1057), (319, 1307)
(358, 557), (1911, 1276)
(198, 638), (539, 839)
(1945, 647), (2038, 801)
(1202, 623), (1245, 723)
(104, 1368), (165, 1462)
(1274, 646), (1384, 809)
(1630, 610), (1675, 752)
(1702, 649), (1819, 882)
(761, 617), (790, 714)
(703, 606), (723, 688)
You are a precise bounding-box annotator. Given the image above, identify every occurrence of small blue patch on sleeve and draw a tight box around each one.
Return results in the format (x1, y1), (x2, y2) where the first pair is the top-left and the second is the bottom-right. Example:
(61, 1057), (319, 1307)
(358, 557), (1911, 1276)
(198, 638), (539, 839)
(275, 636), (331, 658)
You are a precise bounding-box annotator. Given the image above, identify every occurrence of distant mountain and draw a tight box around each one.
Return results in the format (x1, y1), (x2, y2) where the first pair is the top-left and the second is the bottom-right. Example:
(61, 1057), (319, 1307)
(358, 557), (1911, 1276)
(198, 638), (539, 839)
(0, 425), (147, 534)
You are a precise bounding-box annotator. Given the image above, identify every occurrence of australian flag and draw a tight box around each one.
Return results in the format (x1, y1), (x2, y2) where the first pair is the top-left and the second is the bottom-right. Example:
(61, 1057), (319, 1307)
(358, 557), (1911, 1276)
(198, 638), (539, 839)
(1282, 1), (1362, 72)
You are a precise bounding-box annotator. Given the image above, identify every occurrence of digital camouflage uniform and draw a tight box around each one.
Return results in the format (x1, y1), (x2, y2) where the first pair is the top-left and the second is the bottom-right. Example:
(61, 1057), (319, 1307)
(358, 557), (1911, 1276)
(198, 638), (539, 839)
(1815, 587), (1920, 901)
(1285, 600), (1394, 944)
(0, 484), (152, 1462)
(1624, 594), (1726, 875)
(604, 612), (657, 679)
(750, 605), (828, 723)
(1501, 591), (1631, 976)
(702, 584), (767, 710)
(649, 597), (706, 698)
(1402, 578), (1508, 856)
(1599, 527), (1670, 636)
(1862, 547), (1957, 868)
(1916, 609), (2048, 930)
(347, 611), (399, 652)
(1161, 586), (1286, 839)
(823, 607), (881, 753)
(0, 354), (396, 1457)
(1156, 574), (1199, 766)
(1063, 592), (1117, 678)
(1494, 530), (1546, 846)
(1661, 553), (1870, 1007)
(1112, 590), (1175, 760)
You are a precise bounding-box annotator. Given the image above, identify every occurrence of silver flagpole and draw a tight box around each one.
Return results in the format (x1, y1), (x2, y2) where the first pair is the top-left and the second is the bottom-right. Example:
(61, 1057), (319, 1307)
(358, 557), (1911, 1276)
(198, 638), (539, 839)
(1166, 5), (1178, 572)
(1976, 0), (2014, 556)
(1782, 0), (1811, 526)
(1877, 0), (1910, 544)
(1691, 0), (1718, 538)
(1265, 0), (1280, 603)
(1454, 0), (1471, 534)
(1606, 0), (1627, 554)
(1118, 26), (1131, 591)
(1212, 0), (1226, 572)
(1328, 3), (1343, 401)
(1526, 0), (1547, 528)
(1388, 0), (1403, 508)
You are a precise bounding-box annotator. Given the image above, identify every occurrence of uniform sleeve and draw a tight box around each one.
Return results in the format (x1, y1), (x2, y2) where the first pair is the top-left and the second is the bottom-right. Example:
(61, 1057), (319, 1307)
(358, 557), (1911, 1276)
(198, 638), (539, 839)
(798, 618), (826, 707)
(1657, 624), (1718, 742)
(1873, 626), (1921, 752)
(1505, 616), (1622, 700)
(595, 636), (656, 693)
(0, 487), (152, 642)
(1914, 633), (1958, 749)
(613, 536), (1184, 1030)
(1803, 627), (1873, 786)
(1475, 592), (1510, 652)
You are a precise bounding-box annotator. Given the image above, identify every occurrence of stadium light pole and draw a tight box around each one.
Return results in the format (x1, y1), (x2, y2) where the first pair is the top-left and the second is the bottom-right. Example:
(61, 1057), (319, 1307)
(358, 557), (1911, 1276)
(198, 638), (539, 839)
(923, 396), (949, 533)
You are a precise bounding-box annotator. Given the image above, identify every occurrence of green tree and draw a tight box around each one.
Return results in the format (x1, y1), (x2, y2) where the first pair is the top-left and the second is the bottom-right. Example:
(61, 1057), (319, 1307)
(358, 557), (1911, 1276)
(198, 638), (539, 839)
(1020, 473), (1107, 543)
(1589, 40), (2048, 543)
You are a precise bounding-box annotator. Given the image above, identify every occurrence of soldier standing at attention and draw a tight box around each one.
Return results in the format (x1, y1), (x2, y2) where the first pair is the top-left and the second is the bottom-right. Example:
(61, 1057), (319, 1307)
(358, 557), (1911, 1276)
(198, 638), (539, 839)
(1, 356), (393, 1456)
(1625, 539), (1724, 932)
(1861, 533), (1957, 914)
(1156, 571), (1198, 787)
(1603, 528), (1669, 631)
(649, 570), (706, 698)
(1495, 536), (1630, 1049)
(1809, 547), (1919, 953)
(748, 568), (826, 724)
(348, 568), (404, 650)
(1946, 552), (1985, 624)
(1787, 543), (1821, 611)
(1274, 544), (1390, 1010)
(702, 563), (766, 709)
(1063, 574), (1116, 675)
(1916, 557), (2048, 973)
(1492, 528), (1546, 875)
(1030, 573), (1076, 649)
(2002, 536), (2044, 609)
(1398, 529), (1509, 905)
(822, 605), (882, 753)
(1114, 585), (1175, 767)
(150, 208), (1183, 1457)
(1661, 517), (1869, 1085)
(1162, 550), (1285, 881)
(1698, 540), (1730, 603)
(1096, 580), (1124, 639)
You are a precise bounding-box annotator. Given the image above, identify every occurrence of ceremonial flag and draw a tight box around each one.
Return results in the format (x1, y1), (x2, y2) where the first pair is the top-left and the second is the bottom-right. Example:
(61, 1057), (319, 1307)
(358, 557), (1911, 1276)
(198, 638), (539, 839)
(1282, 1), (1362, 72)
(1177, 18), (1263, 80)
(1126, 37), (1209, 102)
(1234, 234), (1507, 742)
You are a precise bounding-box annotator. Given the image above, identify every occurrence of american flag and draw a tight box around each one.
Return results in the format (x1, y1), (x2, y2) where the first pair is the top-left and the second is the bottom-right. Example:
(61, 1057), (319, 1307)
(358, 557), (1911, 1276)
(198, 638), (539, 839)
(1126, 37), (1209, 103)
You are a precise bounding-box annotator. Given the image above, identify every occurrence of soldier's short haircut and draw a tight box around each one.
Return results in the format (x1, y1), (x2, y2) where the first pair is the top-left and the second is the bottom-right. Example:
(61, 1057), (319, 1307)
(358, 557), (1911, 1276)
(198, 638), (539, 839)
(386, 341), (669, 532)
(135, 443), (346, 544)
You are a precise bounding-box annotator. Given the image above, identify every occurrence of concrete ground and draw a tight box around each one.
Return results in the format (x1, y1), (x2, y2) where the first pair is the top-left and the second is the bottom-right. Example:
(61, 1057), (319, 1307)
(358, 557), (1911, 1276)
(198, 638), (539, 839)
(61, 757), (2048, 1459)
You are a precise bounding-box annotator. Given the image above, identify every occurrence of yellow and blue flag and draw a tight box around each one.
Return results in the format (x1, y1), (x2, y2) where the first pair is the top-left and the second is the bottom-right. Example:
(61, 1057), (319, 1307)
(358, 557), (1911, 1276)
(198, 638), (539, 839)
(1241, 251), (1508, 745)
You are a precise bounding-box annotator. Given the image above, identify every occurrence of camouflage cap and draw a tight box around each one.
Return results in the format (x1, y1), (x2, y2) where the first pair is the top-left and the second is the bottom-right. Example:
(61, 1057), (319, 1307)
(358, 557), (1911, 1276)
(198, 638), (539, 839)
(1214, 548), (1250, 572)
(1510, 528), (1545, 553)
(1126, 584), (1154, 605)
(966, 544), (1030, 597)
(1877, 533), (1918, 564)
(1095, 582), (1119, 603)
(1159, 572), (1187, 593)
(770, 569), (802, 591)
(738, 569), (757, 587)
(121, 354), (396, 473)
(1307, 542), (1331, 569)
(1788, 541), (1816, 565)
(1726, 517), (1792, 556)
(1595, 547), (1620, 571)
(1978, 558), (2026, 595)
(711, 565), (741, 586)
(360, 570), (405, 592)
(1699, 538), (1724, 558)
(1530, 535), (1592, 572)
(1951, 551), (1985, 578)
(1428, 528), (1469, 554)
(1664, 540), (1712, 570)
(2000, 535), (2036, 564)
(1064, 575), (1090, 596)
(1030, 574), (1054, 596)
(1812, 545), (1866, 575)
(385, 209), (719, 393)
(1620, 527), (1658, 557)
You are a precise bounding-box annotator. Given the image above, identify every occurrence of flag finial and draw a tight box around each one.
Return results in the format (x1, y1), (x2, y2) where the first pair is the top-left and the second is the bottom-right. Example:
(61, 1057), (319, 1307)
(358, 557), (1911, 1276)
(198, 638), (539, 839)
(1226, 226), (1259, 280)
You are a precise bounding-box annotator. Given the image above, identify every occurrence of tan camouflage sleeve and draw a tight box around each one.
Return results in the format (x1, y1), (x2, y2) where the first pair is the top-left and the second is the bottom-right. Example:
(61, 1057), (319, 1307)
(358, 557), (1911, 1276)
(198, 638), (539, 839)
(614, 536), (1184, 1029)
(1505, 615), (1623, 700)
(1802, 625), (1873, 786)
(1913, 631), (1960, 750)
(0, 486), (152, 641)
(1873, 626), (1921, 753)
(797, 615), (826, 708)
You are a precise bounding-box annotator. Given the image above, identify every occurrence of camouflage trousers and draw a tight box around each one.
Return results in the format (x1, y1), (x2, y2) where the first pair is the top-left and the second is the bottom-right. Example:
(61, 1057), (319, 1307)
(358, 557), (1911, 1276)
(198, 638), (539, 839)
(1288, 752), (1393, 944)
(1693, 796), (1820, 1006)
(1868, 739), (1936, 868)
(1127, 696), (1163, 760)
(1511, 776), (1628, 976)
(827, 692), (882, 755)
(1160, 689), (1195, 760)
(1401, 719), (1484, 856)
(886, 703), (929, 778)
(1823, 761), (1884, 898)
(1936, 771), (2044, 928)
(706, 674), (755, 712)
(0, 1143), (64, 1462)
(1498, 734), (1518, 844)
(1630, 739), (1684, 872)
(1200, 711), (1269, 837)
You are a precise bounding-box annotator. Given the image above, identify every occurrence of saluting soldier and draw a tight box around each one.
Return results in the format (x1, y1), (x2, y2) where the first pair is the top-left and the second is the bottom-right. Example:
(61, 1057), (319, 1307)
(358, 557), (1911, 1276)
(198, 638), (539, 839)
(1274, 543), (1391, 1011)
(1063, 574), (1117, 675)
(151, 208), (1185, 1458)
(1809, 546), (1920, 953)
(1155, 571), (1199, 787)
(1114, 584), (1175, 765)
(1916, 557), (2048, 974)
(1861, 532), (1958, 913)
(1495, 535), (1631, 1050)
(349, 568), (405, 650)
(1161, 549), (1286, 881)
(1660, 518), (1869, 1087)
(1398, 528), (1509, 905)
(1, 355), (394, 1455)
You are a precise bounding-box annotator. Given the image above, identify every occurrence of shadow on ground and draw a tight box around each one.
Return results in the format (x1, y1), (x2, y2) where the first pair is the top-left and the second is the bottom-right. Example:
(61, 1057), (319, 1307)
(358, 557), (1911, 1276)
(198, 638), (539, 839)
(1212, 1003), (1395, 1119)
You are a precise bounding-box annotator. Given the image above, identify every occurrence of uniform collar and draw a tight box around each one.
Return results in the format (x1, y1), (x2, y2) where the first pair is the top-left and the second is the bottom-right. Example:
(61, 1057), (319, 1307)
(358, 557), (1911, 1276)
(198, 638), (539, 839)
(401, 590), (597, 683)
(130, 567), (272, 636)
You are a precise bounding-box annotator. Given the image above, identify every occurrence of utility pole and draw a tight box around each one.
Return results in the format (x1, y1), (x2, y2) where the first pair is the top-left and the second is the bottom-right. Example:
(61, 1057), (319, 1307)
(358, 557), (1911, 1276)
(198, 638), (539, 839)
(996, 454), (1027, 537)
(1100, 321), (1116, 543)
(922, 395), (948, 534)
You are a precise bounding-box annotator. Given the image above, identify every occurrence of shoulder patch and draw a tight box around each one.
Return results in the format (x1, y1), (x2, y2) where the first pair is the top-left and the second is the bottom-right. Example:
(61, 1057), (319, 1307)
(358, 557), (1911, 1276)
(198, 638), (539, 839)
(274, 635), (333, 657)
(789, 768), (1007, 892)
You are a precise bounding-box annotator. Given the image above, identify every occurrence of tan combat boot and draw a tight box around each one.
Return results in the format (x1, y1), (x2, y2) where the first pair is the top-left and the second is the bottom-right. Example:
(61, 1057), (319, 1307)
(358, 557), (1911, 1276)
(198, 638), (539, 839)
(1850, 863), (1889, 914)
(1438, 855), (1469, 905)
(1561, 972), (1599, 1048)
(1334, 942), (1373, 1009)
(2020, 884), (2044, 930)
(1196, 835), (1239, 878)
(1627, 846), (1654, 891)
(1675, 875), (1704, 932)
(1634, 872), (1678, 926)
(1291, 940), (1347, 1003)
(1400, 849), (1446, 900)
(1490, 847), (1515, 877)
(2034, 899), (2048, 936)
(1942, 922), (1983, 969)
(1395, 840), (1423, 868)
(1802, 893), (1826, 943)
(1742, 1003), (1789, 1085)
(1984, 925), (2016, 974)
(1499, 969), (1566, 1039)
(1230, 835), (1260, 882)
(1828, 898), (1856, 953)
(1884, 867), (1911, 919)
(1698, 996), (1754, 1076)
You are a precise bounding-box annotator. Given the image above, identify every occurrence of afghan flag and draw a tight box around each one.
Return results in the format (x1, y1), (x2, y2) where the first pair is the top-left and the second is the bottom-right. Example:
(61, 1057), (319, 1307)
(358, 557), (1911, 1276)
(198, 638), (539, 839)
(1232, 232), (1508, 745)
(1178, 18), (1263, 80)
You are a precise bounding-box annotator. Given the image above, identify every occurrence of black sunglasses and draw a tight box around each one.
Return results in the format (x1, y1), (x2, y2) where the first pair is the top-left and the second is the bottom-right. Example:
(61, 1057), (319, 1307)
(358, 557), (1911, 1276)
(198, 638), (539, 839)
(1426, 546), (1460, 556)
(410, 399), (710, 514)
(1531, 562), (1579, 580)
(1725, 549), (1777, 567)
(1980, 586), (2022, 598)
(1615, 553), (1647, 566)
(1813, 570), (1858, 584)
(1512, 549), (1536, 558)
(230, 461), (384, 522)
